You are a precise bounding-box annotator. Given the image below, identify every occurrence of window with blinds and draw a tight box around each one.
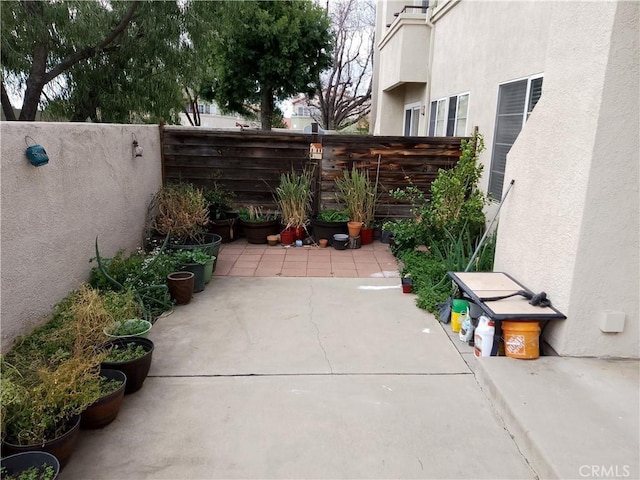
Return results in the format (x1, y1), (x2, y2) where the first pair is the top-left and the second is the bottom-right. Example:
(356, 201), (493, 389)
(428, 93), (469, 136)
(488, 76), (543, 201)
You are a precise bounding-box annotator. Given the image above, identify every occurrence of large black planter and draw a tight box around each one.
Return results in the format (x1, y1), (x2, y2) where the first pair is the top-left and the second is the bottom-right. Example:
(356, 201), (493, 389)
(310, 218), (348, 246)
(0, 451), (60, 480)
(81, 369), (127, 429)
(2, 415), (80, 471)
(208, 213), (239, 243)
(239, 219), (280, 244)
(101, 337), (154, 395)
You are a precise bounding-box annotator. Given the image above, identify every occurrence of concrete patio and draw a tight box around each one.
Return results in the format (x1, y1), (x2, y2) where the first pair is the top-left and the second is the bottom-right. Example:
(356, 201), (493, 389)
(57, 240), (639, 479)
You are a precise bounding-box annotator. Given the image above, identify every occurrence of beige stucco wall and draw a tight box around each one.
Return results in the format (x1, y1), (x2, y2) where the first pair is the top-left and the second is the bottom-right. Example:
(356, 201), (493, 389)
(0, 122), (163, 351)
(428, 0), (550, 190)
(494, 1), (639, 358)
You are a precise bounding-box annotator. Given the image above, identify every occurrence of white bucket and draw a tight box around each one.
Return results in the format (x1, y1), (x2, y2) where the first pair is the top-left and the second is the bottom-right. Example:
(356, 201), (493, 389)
(474, 315), (495, 358)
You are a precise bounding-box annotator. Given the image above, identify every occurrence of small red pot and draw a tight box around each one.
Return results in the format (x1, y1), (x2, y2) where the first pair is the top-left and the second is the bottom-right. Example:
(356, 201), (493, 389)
(280, 229), (295, 246)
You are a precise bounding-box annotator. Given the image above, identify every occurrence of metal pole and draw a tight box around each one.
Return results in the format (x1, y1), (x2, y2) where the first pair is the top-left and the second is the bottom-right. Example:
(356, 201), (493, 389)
(465, 179), (515, 272)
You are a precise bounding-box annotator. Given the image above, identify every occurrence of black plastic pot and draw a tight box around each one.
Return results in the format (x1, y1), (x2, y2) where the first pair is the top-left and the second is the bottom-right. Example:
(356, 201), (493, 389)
(2, 415), (80, 471)
(208, 213), (239, 243)
(81, 369), (127, 429)
(310, 218), (348, 245)
(180, 262), (205, 293)
(101, 337), (154, 394)
(0, 451), (60, 480)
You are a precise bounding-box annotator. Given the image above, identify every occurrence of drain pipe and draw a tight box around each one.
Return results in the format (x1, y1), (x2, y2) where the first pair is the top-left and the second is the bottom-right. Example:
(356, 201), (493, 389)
(465, 179), (515, 272)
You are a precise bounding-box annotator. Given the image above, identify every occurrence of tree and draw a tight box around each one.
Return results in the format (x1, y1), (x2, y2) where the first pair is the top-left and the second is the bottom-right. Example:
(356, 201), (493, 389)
(1, 1), (191, 123)
(198, 1), (333, 131)
(309, 0), (374, 130)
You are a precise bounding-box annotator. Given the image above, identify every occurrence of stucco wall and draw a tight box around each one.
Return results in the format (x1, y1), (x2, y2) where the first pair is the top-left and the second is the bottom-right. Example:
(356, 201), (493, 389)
(428, 0), (550, 190)
(494, 1), (639, 357)
(0, 122), (163, 351)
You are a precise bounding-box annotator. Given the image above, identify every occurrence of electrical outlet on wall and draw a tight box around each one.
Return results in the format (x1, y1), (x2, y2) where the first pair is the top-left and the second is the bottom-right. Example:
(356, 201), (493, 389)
(600, 310), (626, 333)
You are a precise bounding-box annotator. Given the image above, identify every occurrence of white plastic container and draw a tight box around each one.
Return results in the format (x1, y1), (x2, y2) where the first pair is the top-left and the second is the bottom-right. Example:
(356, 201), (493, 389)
(474, 315), (495, 358)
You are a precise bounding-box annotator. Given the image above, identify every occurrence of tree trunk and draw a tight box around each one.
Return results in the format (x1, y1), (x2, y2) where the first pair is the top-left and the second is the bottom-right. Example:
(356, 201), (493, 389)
(1, 81), (16, 121)
(260, 88), (274, 131)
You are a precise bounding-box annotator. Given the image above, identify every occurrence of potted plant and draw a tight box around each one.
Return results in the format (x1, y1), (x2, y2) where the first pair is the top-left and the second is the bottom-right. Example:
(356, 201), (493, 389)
(336, 167), (378, 241)
(1, 287), (114, 469)
(172, 248), (213, 293)
(100, 337), (154, 395)
(0, 451), (60, 480)
(80, 368), (127, 429)
(147, 183), (223, 263)
(204, 183), (238, 243)
(274, 169), (312, 242)
(238, 206), (280, 244)
(103, 318), (152, 339)
(310, 209), (349, 246)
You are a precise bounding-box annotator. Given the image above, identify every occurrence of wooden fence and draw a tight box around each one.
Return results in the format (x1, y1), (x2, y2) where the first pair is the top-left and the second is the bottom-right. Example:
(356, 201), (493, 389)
(161, 126), (466, 219)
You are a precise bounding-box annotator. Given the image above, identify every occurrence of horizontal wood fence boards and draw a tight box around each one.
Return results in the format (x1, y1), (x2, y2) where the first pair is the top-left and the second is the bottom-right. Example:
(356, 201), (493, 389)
(161, 126), (466, 219)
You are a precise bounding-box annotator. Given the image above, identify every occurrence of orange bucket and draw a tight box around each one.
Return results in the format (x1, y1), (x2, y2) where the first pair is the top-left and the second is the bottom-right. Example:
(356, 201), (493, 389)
(502, 321), (540, 359)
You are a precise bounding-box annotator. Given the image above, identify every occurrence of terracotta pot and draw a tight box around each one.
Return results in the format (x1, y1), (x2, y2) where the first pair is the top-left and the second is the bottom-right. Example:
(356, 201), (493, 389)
(347, 221), (363, 237)
(167, 271), (194, 305)
(319, 238), (328, 248)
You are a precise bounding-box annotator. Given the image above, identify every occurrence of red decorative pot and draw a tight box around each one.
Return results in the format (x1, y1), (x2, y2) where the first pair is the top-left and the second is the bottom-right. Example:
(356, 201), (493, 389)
(280, 229), (295, 246)
(360, 228), (374, 245)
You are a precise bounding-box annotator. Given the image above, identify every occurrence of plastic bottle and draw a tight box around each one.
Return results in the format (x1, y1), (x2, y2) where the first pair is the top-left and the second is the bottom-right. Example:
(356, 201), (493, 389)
(474, 315), (495, 358)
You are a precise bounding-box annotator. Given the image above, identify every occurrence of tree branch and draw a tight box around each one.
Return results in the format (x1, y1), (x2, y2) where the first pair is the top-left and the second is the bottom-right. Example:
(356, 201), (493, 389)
(44, 1), (140, 83)
(1, 80), (17, 121)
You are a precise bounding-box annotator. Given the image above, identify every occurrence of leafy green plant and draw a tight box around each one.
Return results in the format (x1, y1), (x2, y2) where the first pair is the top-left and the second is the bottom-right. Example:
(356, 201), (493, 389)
(203, 183), (235, 220)
(274, 169), (313, 229)
(172, 248), (213, 265)
(103, 343), (147, 363)
(0, 462), (57, 480)
(317, 209), (349, 222)
(429, 131), (486, 241)
(92, 236), (175, 320)
(104, 319), (151, 337)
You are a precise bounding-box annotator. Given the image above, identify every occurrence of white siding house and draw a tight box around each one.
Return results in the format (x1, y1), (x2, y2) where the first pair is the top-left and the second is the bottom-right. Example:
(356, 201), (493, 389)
(371, 0), (639, 358)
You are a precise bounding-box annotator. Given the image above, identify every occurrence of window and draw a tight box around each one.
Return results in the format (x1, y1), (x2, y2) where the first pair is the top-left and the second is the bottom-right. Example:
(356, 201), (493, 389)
(403, 103), (421, 136)
(428, 93), (469, 136)
(488, 75), (543, 200)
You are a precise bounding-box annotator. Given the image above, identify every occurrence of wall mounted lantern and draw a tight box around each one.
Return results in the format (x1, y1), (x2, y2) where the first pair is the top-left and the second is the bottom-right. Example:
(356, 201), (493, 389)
(132, 133), (143, 158)
(25, 136), (49, 167)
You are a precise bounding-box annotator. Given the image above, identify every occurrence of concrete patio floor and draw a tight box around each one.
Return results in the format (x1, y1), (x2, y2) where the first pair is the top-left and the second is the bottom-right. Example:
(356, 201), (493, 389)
(58, 240), (639, 479)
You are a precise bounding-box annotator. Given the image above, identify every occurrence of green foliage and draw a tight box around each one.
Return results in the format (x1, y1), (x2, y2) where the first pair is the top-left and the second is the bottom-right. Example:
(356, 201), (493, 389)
(0, 462), (56, 480)
(105, 319), (150, 337)
(203, 184), (235, 220)
(172, 248), (213, 266)
(383, 218), (430, 256)
(1, 1), (191, 123)
(429, 131), (486, 241)
(103, 344), (147, 363)
(197, 0), (333, 130)
(92, 238), (176, 320)
(317, 209), (349, 222)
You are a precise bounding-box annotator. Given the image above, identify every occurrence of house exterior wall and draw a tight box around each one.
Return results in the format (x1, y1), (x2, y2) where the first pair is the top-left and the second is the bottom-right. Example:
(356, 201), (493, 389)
(0, 123), (163, 351)
(428, 0), (549, 192)
(495, 1), (639, 358)
(371, 0), (639, 357)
